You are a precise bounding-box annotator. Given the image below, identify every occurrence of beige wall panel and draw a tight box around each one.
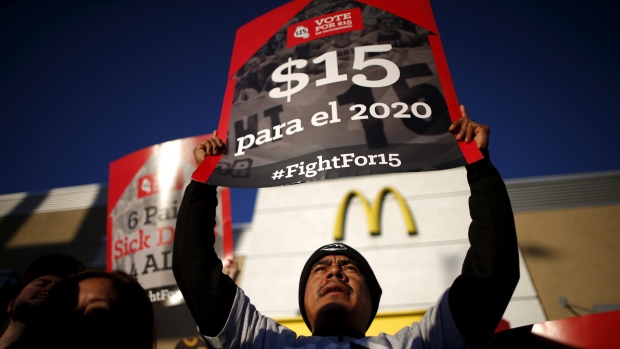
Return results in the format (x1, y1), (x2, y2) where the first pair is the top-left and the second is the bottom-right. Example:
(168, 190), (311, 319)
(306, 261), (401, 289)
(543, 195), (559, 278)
(0, 207), (107, 276)
(515, 205), (620, 320)
(5, 210), (88, 247)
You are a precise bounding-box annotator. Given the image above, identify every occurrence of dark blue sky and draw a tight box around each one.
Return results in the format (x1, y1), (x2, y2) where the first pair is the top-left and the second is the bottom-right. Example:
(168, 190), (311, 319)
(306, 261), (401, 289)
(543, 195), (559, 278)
(1, 0), (619, 224)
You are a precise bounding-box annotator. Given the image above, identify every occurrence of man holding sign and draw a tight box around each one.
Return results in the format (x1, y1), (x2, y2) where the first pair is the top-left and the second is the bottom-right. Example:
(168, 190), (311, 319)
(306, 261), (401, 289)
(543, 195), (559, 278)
(172, 106), (519, 348)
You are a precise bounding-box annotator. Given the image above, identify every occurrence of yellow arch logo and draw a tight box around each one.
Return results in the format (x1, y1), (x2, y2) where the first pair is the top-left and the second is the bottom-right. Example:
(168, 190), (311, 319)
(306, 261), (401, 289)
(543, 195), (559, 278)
(333, 186), (417, 241)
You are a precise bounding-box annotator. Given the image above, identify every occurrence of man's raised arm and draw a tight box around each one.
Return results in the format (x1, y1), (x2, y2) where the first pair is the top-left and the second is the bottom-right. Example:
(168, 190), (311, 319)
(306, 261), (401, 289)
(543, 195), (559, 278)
(448, 106), (520, 345)
(172, 132), (237, 336)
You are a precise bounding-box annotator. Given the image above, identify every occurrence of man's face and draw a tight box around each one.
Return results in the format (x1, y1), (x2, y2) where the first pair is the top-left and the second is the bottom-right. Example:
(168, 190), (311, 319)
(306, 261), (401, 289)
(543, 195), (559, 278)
(246, 57), (260, 72)
(378, 17), (398, 34)
(75, 278), (117, 315)
(303, 255), (372, 334)
(8, 275), (62, 321)
(59, 277), (120, 346)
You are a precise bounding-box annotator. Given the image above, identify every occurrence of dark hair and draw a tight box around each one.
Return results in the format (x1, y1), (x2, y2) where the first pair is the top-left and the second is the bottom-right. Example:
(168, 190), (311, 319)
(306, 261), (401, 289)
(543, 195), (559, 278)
(40, 269), (156, 349)
(20, 253), (85, 288)
(376, 12), (398, 25)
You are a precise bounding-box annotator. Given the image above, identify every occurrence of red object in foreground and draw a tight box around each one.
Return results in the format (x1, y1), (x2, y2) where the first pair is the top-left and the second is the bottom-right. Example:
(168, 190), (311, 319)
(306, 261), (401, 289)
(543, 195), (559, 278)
(484, 310), (620, 348)
(532, 310), (620, 348)
(495, 318), (510, 333)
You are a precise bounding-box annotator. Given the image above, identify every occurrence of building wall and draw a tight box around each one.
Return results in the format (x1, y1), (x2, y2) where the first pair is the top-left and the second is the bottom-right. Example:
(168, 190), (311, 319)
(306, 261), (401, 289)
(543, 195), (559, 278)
(514, 205), (620, 320)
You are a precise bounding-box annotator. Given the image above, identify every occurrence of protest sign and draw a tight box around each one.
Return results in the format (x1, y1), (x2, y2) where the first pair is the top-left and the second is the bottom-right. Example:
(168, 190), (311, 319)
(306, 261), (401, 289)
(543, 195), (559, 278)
(107, 134), (233, 306)
(193, 0), (482, 188)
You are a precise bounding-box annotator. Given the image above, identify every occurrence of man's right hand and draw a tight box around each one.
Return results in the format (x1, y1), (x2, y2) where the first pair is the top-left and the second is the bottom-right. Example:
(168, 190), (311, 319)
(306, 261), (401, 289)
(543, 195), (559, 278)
(194, 130), (226, 166)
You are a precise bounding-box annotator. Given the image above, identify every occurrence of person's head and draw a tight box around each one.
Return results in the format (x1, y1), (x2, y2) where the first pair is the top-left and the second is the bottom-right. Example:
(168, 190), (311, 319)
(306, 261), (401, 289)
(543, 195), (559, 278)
(42, 269), (156, 349)
(245, 56), (260, 73)
(376, 13), (400, 34)
(298, 243), (381, 337)
(7, 253), (84, 323)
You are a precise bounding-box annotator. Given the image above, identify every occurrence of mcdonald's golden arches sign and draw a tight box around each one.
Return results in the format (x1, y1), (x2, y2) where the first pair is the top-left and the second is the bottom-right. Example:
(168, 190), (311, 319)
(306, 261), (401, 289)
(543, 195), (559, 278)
(333, 186), (417, 241)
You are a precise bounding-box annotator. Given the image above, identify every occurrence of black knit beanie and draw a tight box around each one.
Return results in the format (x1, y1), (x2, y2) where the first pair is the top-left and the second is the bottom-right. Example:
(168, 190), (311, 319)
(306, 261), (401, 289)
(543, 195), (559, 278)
(20, 253), (85, 288)
(298, 243), (382, 332)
